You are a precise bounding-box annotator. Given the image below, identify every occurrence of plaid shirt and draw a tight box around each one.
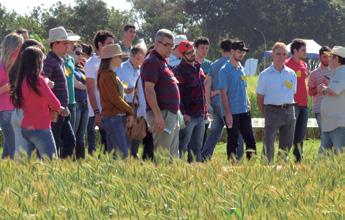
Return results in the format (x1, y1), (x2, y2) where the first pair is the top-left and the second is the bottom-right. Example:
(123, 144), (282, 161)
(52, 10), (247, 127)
(43, 51), (69, 107)
(173, 60), (206, 117)
(141, 50), (180, 114)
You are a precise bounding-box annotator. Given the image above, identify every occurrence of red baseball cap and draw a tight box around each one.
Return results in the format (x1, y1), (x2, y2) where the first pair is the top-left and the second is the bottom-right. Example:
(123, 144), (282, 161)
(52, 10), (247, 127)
(178, 40), (194, 54)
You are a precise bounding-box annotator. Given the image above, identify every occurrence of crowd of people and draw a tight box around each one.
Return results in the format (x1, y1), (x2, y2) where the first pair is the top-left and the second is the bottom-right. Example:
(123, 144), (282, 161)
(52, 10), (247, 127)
(0, 25), (344, 163)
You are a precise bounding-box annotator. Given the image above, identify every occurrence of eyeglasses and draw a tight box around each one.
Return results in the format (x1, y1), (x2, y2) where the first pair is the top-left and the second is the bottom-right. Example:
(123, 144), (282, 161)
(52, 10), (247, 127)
(158, 41), (174, 49)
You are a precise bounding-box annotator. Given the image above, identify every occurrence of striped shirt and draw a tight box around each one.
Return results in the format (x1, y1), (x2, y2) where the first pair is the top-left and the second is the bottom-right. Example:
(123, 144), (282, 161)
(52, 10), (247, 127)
(43, 51), (69, 107)
(141, 50), (180, 114)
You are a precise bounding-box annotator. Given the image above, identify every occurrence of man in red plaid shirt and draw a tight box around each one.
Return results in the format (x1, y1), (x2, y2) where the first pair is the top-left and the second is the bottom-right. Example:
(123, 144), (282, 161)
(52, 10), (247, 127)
(173, 40), (207, 162)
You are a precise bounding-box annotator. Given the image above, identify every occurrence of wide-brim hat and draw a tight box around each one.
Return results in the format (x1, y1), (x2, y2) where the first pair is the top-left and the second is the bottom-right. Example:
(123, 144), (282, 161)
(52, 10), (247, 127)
(101, 44), (124, 59)
(48, 26), (80, 43)
(325, 46), (345, 58)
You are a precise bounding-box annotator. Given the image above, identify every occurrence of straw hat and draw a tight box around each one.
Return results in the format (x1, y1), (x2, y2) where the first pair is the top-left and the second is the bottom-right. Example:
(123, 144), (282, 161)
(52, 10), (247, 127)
(48, 26), (80, 43)
(101, 44), (123, 59)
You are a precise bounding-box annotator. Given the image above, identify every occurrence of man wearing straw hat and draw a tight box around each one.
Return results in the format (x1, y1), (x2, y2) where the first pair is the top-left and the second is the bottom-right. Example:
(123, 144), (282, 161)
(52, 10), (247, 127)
(43, 26), (80, 159)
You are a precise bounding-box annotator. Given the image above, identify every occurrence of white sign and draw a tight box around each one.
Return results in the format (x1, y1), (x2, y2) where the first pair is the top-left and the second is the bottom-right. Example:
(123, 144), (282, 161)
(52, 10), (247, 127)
(244, 58), (258, 76)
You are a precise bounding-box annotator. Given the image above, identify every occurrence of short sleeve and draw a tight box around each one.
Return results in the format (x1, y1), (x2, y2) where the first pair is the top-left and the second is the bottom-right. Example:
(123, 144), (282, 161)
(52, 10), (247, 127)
(256, 73), (266, 95)
(85, 60), (97, 79)
(329, 73), (345, 95)
(218, 66), (228, 90)
(141, 59), (161, 84)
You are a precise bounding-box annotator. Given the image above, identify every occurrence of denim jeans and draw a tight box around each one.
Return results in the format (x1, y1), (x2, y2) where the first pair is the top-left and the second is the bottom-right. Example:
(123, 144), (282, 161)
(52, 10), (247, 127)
(320, 127), (345, 153)
(87, 116), (107, 155)
(293, 106), (308, 162)
(51, 115), (76, 158)
(201, 101), (244, 161)
(179, 116), (205, 162)
(10, 108), (25, 154)
(101, 115), (128, 159)
(225, 112), (256, 160)
(68, 103), (77, 131)
(0, 110), (15, 159)
(21, 128), (57, 159)
(74, 101), (89, 159)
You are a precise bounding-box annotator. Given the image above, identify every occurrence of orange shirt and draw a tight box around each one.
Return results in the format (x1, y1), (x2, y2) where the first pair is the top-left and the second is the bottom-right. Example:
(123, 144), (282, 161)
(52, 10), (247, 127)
(285, 57), (308, 107)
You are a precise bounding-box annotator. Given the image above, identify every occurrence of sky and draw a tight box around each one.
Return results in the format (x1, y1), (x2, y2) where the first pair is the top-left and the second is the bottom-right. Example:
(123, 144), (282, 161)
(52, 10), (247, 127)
(0, 0), (132, 14)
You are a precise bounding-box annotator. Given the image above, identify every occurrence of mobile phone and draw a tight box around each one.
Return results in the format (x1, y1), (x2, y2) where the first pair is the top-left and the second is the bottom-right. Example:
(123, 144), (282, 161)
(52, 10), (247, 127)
(163, 128), (172, 134)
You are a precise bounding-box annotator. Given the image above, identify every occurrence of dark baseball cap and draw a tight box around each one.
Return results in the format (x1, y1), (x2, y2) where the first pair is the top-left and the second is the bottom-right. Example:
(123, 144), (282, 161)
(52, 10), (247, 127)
(231, 41), (249, 52)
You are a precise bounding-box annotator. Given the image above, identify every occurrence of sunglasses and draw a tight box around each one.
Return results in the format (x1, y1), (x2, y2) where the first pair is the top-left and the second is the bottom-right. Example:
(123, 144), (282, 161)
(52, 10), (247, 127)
(75, 51), (83, 56)
(184, 49), (195, 55)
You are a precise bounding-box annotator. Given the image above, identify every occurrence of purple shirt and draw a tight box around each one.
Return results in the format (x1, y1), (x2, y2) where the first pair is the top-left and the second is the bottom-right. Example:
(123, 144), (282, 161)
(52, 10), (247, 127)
(43, 51), (69, 107)
(141, 50), (180, 114)
(173, 60), (206, 117)
(308, 66), (332, 113)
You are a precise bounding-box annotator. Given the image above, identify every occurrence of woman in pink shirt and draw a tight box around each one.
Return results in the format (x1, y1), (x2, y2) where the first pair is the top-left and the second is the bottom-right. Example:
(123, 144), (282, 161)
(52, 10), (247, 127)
(11, 47), (68, 159)
(0, 33), (23, 159)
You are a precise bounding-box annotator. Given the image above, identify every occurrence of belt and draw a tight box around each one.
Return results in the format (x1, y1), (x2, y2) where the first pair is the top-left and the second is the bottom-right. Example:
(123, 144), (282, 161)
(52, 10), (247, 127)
(266, 104), (295, 109)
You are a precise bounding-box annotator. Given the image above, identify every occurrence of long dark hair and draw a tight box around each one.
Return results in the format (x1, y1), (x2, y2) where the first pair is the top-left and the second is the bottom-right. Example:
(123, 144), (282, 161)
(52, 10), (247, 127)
(9, 39), (45, 90)
(10, 47), (44, 108)
(97, 58), (112, 89)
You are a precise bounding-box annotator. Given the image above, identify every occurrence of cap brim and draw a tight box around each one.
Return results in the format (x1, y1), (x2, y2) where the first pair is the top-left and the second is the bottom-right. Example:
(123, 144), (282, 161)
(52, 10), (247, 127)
(241, 48), (250, 52)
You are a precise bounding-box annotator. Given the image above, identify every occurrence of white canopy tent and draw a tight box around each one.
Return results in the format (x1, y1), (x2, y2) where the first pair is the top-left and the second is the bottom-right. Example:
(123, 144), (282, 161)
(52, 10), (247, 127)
(263, 39), (322, 59)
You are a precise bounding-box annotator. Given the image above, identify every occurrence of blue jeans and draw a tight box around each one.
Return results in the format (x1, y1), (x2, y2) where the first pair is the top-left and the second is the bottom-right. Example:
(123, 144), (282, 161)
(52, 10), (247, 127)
(0, 110), (15, 159)
(87, 116), (107, 155)
(51, 115), (76, 159)
(179, 116), (205, 162)
(21, 128), (57, 159)
(293, 106), (308, 162)
(68, 103), (77, 131)
(101, 115), (128, 159)
(11, 109), (25, 155)
(74, 101), (89, 159)
(320, 127), (345, 153)
(201, 101), (244, 161)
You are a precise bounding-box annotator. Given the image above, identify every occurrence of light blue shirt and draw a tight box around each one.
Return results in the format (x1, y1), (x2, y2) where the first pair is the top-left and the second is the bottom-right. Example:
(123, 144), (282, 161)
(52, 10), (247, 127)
(218, 61), (248, 115)
(168, 54), (181, 67)
(257, 64), (297, 105)
(115, 60), (140, 103)
(208, 57), (228, 116)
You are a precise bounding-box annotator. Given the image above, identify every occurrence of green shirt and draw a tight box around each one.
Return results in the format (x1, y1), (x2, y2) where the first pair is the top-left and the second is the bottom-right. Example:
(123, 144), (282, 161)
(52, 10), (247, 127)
(64, 55), (76, 105)
(201, 58), (212, 75)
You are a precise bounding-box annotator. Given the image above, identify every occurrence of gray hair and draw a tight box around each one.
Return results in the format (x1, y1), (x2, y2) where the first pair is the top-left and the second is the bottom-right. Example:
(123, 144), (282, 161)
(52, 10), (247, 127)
(1, 33), (24, 71)
(155, 29), (174, 42)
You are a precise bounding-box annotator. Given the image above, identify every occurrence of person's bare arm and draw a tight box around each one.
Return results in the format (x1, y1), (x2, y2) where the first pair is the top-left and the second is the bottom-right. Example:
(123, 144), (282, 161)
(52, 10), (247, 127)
(205, 76), (212, 109)
(257, 94), (265, 115)
(0, 83), (9, 95)
(74, 77), (86, 90)
(220, 89), (233, 127)
(86, 77), (101, 126)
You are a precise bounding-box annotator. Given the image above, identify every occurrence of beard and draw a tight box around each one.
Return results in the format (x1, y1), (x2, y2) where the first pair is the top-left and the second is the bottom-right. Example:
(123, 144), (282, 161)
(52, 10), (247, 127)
(320, 61), (328, 67)
(184, 55), (195, 63)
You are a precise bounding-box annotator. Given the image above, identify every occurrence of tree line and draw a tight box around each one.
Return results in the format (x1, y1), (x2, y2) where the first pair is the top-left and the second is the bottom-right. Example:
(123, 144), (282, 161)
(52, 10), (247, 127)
(1, 0), (345, 60)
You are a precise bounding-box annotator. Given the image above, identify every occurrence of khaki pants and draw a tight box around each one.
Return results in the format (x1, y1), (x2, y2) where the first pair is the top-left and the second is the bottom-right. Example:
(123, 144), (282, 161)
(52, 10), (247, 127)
(146, 110), (179, 158)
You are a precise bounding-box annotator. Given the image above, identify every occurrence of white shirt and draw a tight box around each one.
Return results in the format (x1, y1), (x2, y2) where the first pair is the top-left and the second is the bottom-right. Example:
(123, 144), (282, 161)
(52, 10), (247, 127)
(115, 60), (140, 103)
(136, 77), (147, 119)
(321, 65), (345, 132)
(256, 64), (297, 105)
(85, 53), (101, 117)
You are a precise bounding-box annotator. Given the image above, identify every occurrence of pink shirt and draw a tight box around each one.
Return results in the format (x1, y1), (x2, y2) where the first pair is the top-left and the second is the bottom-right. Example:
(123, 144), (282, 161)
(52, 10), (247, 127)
(21, 75), (61, 129)
(0, 62), (14, 111)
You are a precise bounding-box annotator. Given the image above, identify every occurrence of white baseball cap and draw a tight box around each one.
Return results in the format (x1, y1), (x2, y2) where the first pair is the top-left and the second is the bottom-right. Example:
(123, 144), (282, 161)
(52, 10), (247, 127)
(48, 26), (80, 43)
(174, 34), (187, 47)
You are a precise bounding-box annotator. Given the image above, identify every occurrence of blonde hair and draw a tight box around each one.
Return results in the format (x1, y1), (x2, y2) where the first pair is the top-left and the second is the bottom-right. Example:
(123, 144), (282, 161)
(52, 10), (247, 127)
(272, 42), (287, 53)
(1, 33), (24, 71)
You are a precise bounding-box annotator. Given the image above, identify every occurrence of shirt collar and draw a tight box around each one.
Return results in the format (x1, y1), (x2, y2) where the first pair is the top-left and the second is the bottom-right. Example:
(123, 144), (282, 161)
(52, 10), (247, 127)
(152, 50), (166, 62)
(47, 51), (64, 64)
